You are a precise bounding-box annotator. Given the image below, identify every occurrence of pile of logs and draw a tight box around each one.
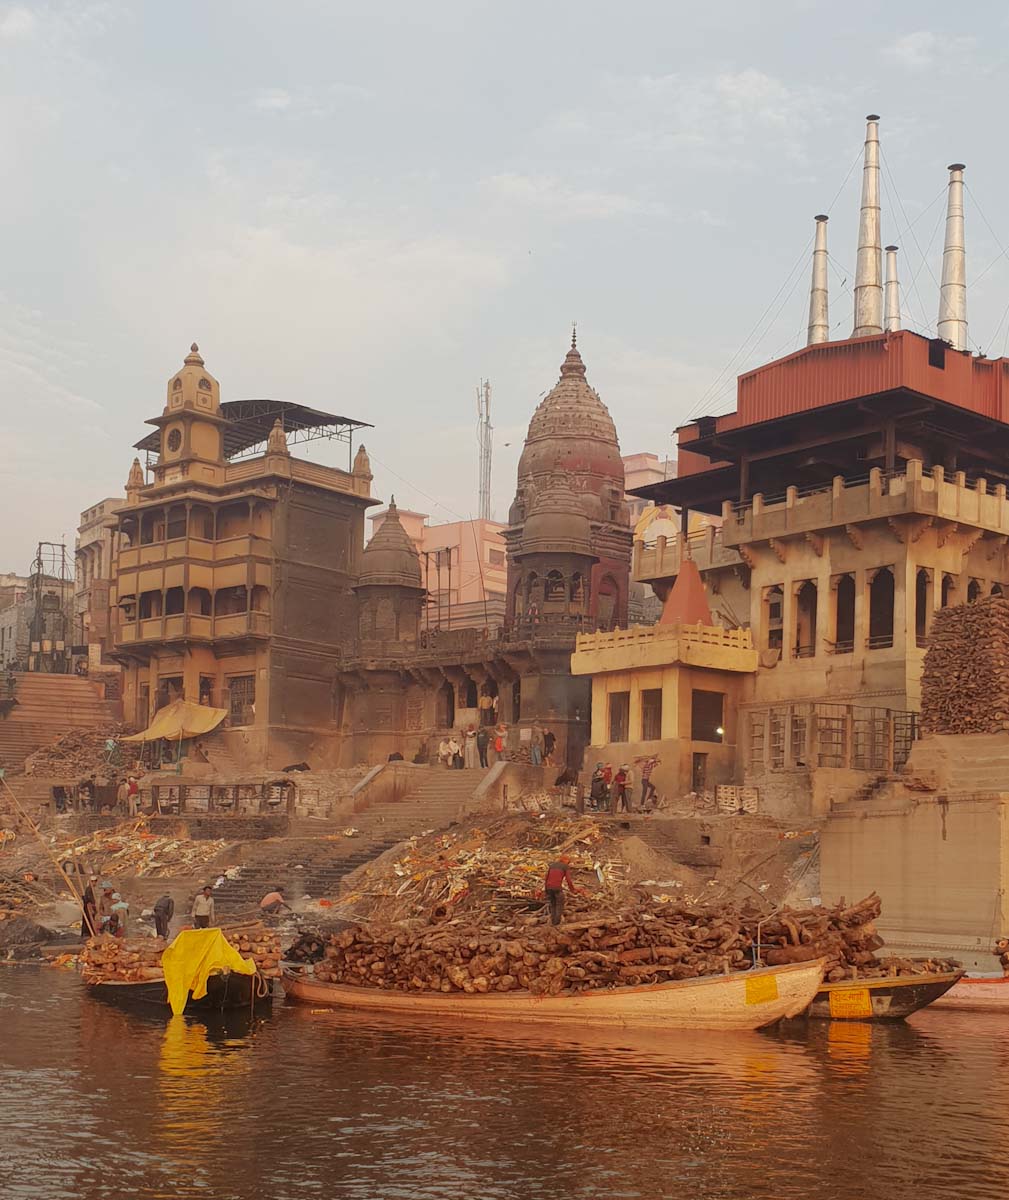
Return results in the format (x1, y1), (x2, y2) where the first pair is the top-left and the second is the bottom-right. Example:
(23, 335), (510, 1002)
(921, 598), (1009, 734)
(81, 936), (164, 983)
(307, 892), (950, 995)
(80, 922), (282, 983)
(224, 921), (282, 979)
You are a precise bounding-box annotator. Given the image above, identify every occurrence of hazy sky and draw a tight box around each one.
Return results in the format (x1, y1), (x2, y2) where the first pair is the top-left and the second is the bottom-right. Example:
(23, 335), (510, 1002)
(3, 1), (1009, 569)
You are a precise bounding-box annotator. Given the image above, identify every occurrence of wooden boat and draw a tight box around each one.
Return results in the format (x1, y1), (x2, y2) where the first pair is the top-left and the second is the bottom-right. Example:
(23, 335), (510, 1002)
(929, 972), (1009, 1012)
(804, 969), (963, 1021)
(87, 968), (271, 1014)
(281, 958), (827, 1030)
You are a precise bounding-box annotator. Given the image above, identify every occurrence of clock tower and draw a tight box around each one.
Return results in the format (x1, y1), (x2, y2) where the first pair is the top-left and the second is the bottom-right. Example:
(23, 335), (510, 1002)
(147, 343), (228, 486)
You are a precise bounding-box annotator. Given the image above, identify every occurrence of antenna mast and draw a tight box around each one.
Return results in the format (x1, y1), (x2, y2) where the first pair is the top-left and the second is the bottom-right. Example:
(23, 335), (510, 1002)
(477, 379), (493, 521)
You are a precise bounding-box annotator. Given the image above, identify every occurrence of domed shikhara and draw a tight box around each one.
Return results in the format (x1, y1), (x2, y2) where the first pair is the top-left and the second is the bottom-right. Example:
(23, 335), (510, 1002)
(505, 334), (632, 630)
(358, 501), (423, 590)
(516, 335), (624, 496)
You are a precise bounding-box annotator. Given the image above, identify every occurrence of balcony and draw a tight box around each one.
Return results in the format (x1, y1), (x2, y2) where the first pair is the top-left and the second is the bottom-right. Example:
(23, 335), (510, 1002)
(117, 534), (271, 572)
(116, 611), (270, 647)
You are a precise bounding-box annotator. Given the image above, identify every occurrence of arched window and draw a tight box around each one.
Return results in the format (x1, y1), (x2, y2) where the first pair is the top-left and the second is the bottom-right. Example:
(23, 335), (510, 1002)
(187, 587), (212, 616)
(438, 680), (455, 728)
(967, 579), (982, 603)
(915, 568), (930, 645)
(868, 567), (895, 649)
(834, 575), (855, 652)
(545, 570), (566, 603)
(215, 587), (248, 616)
(941, 574), (956, 607)
(992, 582), (1004, 597)
(570, 572), (585, 607)
(164, 587), (184, 615)
(794, 581), (817, 657)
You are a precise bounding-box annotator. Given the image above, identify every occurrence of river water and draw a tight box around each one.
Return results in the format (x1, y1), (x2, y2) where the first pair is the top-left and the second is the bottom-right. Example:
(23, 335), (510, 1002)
(1, 967), (1006, 1200)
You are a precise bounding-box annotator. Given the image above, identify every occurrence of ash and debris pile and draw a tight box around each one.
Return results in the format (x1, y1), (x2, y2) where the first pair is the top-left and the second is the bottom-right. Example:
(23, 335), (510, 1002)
(25, 725), (135, 780)
(921, 598), (1009, 734)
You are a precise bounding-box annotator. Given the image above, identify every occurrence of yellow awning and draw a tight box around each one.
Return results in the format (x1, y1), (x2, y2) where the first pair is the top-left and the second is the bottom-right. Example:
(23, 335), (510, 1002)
(122, 698), (228, 743)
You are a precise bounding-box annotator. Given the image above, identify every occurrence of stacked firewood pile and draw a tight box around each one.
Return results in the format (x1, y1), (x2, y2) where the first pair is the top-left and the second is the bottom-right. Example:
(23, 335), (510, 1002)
(225, 921), (282, 979)
(80, 922), (282, 983)
(304, 892), (954, 995)
(81, 936), (164, 983)
(921, 598), (1009, 734)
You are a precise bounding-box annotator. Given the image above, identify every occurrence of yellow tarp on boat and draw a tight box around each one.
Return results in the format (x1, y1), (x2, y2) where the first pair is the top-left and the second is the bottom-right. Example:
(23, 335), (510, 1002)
(160, 928), (257, 1016)
(121, 698), (227, 743)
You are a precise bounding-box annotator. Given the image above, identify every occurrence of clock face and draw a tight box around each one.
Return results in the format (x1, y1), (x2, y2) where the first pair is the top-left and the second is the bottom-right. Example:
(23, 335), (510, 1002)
(166, 428), (182, 452)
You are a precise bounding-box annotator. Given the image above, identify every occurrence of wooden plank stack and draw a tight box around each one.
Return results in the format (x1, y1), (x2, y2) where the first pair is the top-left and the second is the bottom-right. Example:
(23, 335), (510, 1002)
(306, 891), (955, 995)
(921, 598), (1009, 734)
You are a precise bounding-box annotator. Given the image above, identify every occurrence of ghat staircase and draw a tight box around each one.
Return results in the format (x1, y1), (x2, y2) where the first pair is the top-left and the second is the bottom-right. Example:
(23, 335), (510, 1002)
(0, 673), (120, 773)
(212, 767), (492, 918)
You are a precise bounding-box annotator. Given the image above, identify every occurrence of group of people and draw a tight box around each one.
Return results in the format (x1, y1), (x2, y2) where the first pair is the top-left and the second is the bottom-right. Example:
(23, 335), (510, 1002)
(57, 775), (140, 816)
(80, 879), (293, 942)
(437, 723), (556, 770)
(81, 877), (130, 938)
(588, 756), (660, 813)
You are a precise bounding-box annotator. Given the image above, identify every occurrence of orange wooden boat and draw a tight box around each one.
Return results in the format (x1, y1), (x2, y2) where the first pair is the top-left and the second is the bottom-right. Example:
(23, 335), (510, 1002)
(282, 959), (827, 1030)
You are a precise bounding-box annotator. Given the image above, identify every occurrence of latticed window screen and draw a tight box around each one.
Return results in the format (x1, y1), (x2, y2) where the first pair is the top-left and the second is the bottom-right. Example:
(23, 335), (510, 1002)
(769, 711), (785, 768)
(748, 712), (765, 770)
(228, 675), (256, 724)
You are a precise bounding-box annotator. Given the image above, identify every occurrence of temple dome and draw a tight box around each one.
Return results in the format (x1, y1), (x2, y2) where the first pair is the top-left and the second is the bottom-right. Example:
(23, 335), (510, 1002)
(517, 334), (623, 486)
(358, 500), (423, 589)
(518, 481), (594, 557)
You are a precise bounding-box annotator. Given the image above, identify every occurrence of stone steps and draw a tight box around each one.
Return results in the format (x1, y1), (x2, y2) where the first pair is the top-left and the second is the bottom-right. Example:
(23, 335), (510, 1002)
(211, 766), (491, 916)
(0, 674), (118, 772)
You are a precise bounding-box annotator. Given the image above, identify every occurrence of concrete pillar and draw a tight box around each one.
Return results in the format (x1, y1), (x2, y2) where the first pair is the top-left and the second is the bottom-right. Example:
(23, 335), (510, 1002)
(894, 556), (912, 661)
(660, 668), (680, 740)
(628, 679), (643, 745)
(853, 568), (867, 663)
(815, 567), (832, 656)
(781, 577), (796, 660)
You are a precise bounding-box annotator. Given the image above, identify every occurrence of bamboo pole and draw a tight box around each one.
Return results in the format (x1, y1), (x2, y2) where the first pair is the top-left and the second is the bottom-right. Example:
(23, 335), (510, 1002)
(0, 775), (95, 934)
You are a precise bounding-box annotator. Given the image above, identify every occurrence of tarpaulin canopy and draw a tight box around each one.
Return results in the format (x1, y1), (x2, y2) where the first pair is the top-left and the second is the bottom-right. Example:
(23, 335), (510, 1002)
(160, 927), (257, 1016)
(121, 698), (228, 743)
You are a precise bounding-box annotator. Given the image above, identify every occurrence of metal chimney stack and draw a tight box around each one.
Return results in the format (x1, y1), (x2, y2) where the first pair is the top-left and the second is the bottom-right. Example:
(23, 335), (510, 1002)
(884, 245), (901, 333)
(937, 163), (968, 351)
(852, 114), (883, 336)
(806, 215), (830, 345)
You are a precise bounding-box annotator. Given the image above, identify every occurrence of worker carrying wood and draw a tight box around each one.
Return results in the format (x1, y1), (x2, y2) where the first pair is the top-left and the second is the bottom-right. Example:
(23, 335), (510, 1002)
(543, 855), (584, 926)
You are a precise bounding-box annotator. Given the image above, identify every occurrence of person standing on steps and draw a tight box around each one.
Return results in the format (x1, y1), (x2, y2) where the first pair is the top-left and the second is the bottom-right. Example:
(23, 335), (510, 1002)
(153, 893), (174, 940)
(476, 725), (490, 768)
(463, 725), (478, 769)
(191, 885), (215, 929)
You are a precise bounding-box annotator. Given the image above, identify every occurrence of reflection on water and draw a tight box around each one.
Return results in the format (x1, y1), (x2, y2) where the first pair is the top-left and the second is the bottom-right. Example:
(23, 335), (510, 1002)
(0, 968), (1007, 1199)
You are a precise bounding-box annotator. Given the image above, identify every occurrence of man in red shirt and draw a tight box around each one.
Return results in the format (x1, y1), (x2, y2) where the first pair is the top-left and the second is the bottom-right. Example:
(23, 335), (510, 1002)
(543, 855), (584, 926)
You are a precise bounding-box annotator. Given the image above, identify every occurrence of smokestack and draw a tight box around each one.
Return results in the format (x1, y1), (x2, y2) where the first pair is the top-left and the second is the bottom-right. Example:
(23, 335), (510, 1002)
(852, 114), (883, 336)
(937, 163), (968, 351)
(884, 245), (901, 333)
(806, 215), (830, 345)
